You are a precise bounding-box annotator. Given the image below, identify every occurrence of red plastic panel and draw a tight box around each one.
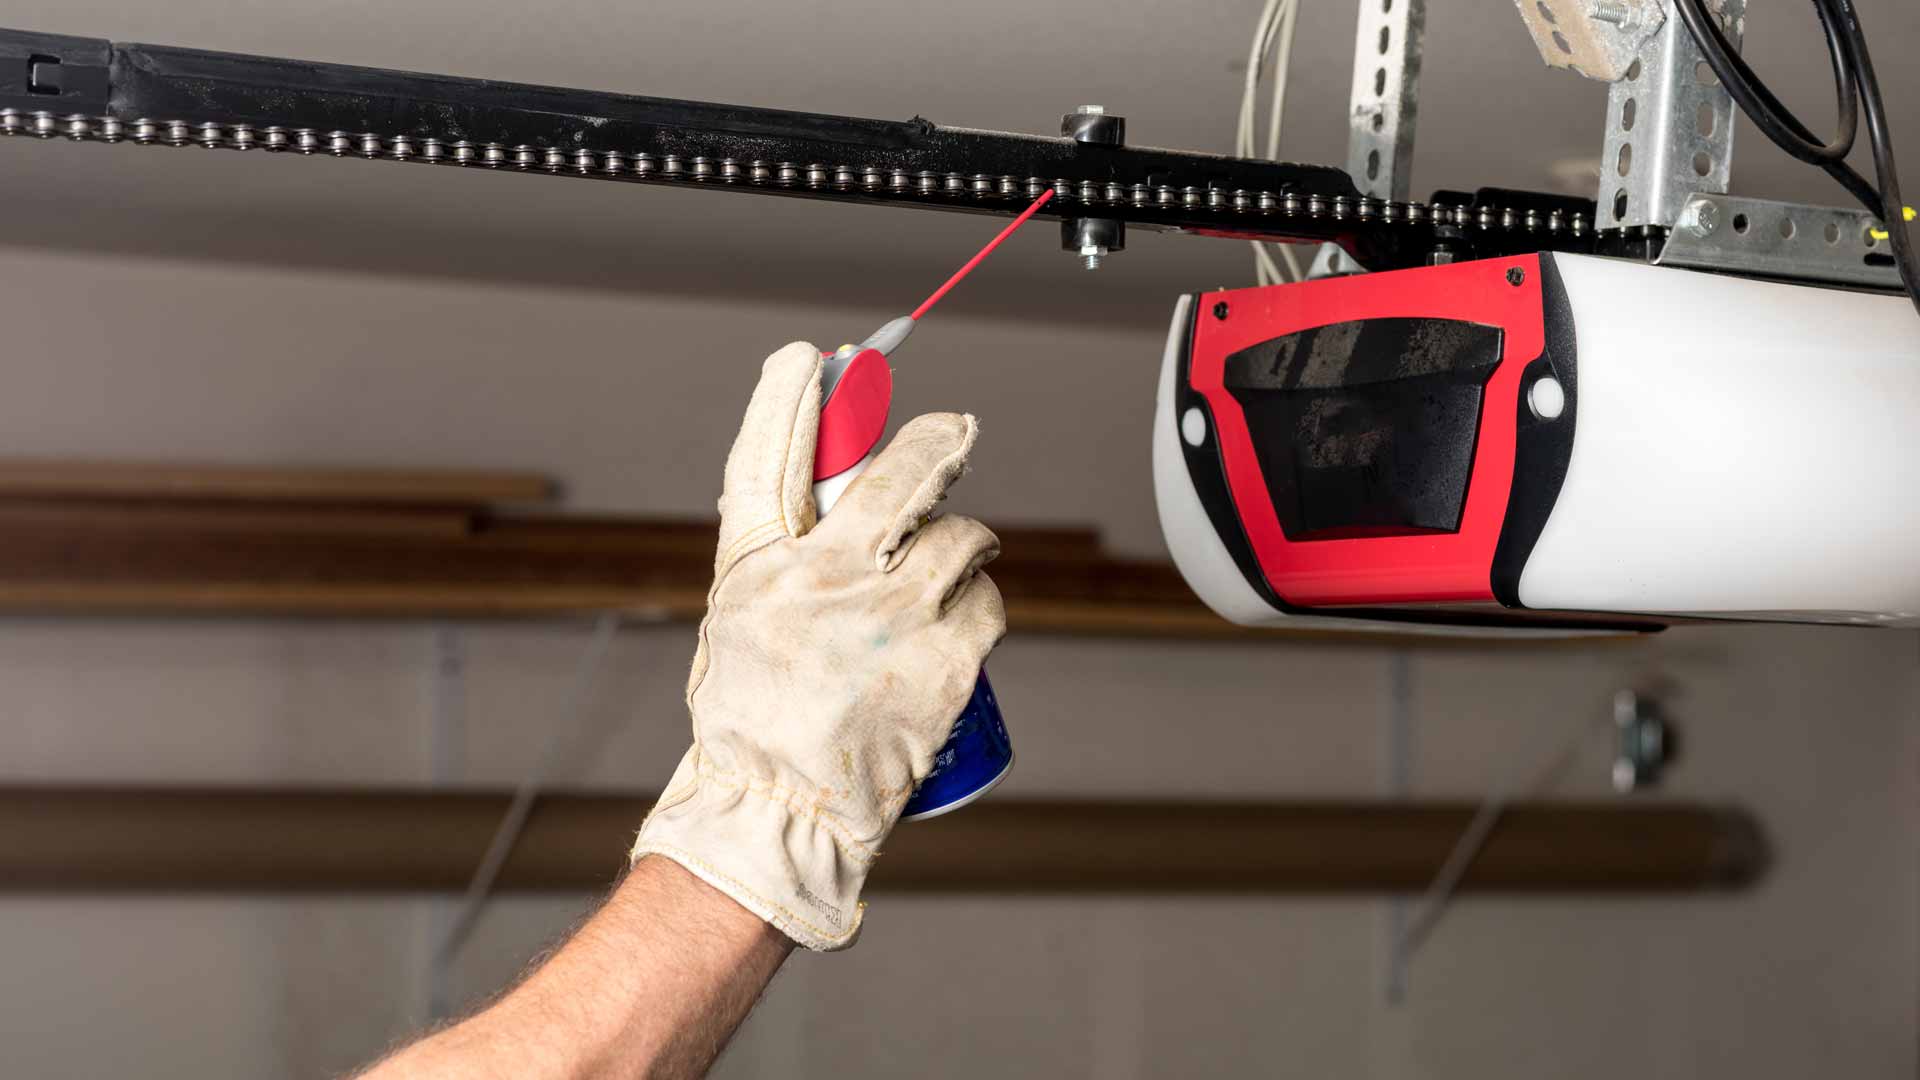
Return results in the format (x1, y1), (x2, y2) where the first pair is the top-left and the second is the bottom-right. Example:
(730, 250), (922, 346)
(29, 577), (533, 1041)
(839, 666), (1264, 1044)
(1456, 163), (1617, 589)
(814, 348), (894, 481)
(1188, 256), (1543, 607)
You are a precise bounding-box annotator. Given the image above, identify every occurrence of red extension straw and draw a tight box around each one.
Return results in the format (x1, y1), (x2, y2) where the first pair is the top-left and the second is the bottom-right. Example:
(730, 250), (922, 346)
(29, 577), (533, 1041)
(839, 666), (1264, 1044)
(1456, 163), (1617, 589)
(907, 188), (1055, 321)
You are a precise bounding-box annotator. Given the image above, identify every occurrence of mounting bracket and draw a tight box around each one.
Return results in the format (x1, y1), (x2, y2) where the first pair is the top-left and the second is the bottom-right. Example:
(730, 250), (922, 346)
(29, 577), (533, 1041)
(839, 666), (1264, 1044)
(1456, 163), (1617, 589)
(1597, 0), (1740, 231)
(1313, 0), (1426, 277)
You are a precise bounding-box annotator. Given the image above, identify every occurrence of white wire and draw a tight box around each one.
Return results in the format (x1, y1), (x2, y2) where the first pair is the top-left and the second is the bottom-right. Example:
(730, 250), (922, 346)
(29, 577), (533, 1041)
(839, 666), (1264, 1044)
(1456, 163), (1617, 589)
(1265, 0), (1298, 164)
(1237, 0), (1304, 286)
(1268, 0), (1305, 282)
(1237, 0), (1281, 169)
(1239, 0), (1279, 284)
(433, 612), (623, 973)
(1395, 708), (1609, 961)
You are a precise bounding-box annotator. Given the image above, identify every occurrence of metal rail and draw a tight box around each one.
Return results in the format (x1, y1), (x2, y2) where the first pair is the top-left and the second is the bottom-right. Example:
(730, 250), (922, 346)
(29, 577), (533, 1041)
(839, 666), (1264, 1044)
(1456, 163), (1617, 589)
(0, 27), (1598, 273)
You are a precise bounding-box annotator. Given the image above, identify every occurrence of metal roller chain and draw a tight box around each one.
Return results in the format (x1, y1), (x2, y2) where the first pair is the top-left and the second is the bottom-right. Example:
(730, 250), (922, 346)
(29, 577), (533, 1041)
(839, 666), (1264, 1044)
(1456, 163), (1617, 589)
(2, 109), (1596, 248)
(0, 27), (1599, 271)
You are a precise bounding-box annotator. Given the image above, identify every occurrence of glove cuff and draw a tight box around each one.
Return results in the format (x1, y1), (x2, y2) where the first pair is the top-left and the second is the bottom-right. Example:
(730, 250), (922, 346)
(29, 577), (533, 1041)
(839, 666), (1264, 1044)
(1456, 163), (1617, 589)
(631, 752), (871, 951)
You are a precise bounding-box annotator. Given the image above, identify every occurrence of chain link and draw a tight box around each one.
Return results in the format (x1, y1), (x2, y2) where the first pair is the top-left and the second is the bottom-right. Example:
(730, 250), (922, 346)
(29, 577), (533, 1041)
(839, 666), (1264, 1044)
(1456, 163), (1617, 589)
(0, 108), (1595, 241)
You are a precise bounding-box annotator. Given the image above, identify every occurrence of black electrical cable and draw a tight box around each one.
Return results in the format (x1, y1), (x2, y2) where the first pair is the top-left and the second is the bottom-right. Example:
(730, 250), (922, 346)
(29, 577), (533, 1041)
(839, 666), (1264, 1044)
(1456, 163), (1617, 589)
(1674, 0), (1854, 164)
(1823, 0), (1920, 320)
(1673, 0), (1880, 216)
(1677, 0), (1919, 318)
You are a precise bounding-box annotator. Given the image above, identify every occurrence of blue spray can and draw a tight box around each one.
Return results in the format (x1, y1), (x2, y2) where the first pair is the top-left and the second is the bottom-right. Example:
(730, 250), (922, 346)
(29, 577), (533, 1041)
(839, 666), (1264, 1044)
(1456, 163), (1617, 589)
(811, 317), (1014, 821)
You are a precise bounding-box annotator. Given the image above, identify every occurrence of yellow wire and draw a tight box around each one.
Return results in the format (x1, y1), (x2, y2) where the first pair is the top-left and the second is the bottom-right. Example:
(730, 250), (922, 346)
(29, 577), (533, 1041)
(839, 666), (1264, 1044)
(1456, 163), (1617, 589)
(1868, 205), (1916, 241)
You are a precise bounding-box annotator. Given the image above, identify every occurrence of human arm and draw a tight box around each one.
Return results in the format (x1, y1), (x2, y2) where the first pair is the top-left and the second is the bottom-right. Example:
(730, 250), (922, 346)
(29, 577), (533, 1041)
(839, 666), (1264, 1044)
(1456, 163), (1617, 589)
(354, 340), (1004, 1076)
(359, 855), (791, 1080)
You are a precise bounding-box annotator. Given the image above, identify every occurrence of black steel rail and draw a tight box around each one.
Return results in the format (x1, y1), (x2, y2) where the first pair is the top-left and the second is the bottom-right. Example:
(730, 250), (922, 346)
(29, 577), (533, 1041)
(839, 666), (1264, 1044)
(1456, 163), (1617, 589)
(0, 28), (1599, 271)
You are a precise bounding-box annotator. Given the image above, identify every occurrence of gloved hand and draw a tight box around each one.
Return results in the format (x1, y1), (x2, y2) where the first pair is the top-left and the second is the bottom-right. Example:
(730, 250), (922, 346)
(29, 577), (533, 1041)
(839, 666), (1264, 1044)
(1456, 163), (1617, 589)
(631, 341), (1006, 950)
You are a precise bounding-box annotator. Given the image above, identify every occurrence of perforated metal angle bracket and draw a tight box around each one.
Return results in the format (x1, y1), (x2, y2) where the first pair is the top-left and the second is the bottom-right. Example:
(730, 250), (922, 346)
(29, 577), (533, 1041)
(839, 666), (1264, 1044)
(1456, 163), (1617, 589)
(1349, 0), (1424, 203)
(1597, 0), (1741, 231)
(1312, 0), (1426, 278)
(1657, 194), (1903, 290)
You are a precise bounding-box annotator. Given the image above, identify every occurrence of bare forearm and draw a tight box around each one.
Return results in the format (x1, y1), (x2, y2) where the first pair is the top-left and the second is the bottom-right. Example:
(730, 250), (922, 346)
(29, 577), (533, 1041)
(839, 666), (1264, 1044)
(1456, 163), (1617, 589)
(361, 856), (793, 1080)
(356, 345), (1003, 1077)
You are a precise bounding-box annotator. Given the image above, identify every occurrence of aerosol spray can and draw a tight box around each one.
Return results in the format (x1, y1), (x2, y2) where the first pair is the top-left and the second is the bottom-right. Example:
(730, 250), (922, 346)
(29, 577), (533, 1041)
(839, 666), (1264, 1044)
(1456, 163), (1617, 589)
(811, 318), (1013, 821)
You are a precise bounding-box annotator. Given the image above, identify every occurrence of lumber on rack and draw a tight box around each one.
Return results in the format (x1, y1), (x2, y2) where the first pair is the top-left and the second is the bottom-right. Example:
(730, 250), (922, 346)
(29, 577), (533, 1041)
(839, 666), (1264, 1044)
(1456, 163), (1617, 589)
(0, 508), (1228, 632)
(0, 788), (1766, 894)
(0, 505), (1660, 639)
(0, 460), (554, 506)
(0, 458), (1662, 638)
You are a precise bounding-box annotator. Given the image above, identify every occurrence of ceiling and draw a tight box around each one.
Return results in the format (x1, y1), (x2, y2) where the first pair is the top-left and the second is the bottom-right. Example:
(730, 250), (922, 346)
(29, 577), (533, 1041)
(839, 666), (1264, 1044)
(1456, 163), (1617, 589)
(1, 0), (1913, 328)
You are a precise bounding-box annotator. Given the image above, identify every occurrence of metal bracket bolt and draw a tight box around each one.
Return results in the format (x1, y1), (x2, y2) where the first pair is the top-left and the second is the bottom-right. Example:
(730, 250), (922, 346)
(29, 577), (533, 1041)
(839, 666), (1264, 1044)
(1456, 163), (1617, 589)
(1515, 0), (1666, 82)
(1589, 1), (1641, 29)
(1679, 196), (1720, 237)
(1061, 105), (1125, 271)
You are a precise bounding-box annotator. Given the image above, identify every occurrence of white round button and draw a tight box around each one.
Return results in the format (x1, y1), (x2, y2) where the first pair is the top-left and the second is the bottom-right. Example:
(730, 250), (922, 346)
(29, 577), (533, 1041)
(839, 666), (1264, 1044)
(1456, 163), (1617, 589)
(1180, 406), (1207, 447)
(1528, 376), (1566, 420)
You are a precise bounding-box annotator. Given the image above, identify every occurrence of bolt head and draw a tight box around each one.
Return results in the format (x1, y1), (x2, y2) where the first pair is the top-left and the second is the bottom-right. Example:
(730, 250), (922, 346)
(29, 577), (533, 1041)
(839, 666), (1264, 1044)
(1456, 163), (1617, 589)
(1682, 199), (1720, 237)
(1212, 301), (1230, 320)
(1506, 266), (1527, 286)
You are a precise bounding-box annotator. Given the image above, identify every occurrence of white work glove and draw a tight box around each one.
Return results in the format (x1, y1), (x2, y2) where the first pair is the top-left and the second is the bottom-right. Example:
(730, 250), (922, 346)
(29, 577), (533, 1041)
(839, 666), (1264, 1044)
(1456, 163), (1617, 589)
(631, 341), (1006, 950)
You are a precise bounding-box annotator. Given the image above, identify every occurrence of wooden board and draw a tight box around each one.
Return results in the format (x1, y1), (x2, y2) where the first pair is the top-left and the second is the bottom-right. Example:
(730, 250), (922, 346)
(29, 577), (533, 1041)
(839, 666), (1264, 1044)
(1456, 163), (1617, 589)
(0, 466), (1653, 641)
(0, 788), (1766, 894)
(0, 460), (554, 506)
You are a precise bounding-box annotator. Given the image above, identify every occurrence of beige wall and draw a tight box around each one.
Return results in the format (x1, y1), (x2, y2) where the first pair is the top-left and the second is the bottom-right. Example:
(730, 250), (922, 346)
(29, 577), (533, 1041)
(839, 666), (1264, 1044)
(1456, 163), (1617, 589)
(0, 246), (1913, 1079)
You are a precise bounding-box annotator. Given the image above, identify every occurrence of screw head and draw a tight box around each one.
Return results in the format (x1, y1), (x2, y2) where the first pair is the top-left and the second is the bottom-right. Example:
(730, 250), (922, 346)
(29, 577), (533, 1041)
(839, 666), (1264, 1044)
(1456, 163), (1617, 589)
(1506, 266), (1526, 286)
(1681, 198), (1720, 237)
(1212, 301), (1230, 320)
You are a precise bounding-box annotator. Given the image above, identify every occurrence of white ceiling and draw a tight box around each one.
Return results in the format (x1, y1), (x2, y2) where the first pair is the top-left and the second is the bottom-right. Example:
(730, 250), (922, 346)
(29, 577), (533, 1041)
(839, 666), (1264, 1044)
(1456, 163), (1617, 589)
(1, 0), (1913, 327)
